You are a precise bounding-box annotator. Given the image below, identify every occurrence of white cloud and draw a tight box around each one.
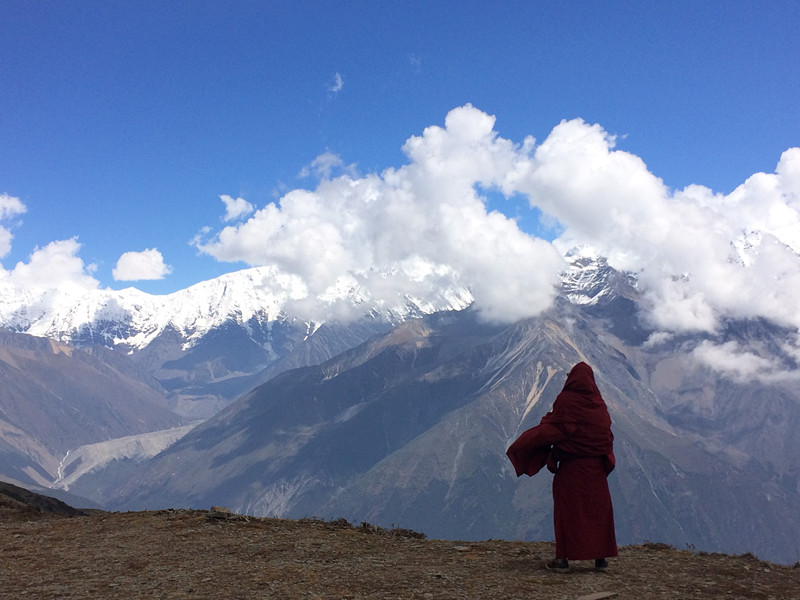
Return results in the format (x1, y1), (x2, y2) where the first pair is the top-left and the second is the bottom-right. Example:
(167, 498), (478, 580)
(0, 193), (27, 258)
(297, 151), (355, 180)
(220, 194), (254, 222)
(113, 248), (172, 281)
(2, 106), (797, 384)
(0, 193), (26, 220)
(691, 340), (800, 384)
(0, 199), (98, 291)
(328, 72), (344, 94)
(506, 118), (800, 335)
(0, 228), (12, 259)
(0, 238), (99, 291)
(193, 104), (565, 322)
(192, 103), (800, 353)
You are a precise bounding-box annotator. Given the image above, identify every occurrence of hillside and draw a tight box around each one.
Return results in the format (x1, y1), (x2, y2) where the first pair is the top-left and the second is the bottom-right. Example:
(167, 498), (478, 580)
(2, 501), (799, 599)
(0, 330), (184, 487)
(3, 252), (800, 566)
(94, 306), (800, 565)
(0, 481), (87, 520)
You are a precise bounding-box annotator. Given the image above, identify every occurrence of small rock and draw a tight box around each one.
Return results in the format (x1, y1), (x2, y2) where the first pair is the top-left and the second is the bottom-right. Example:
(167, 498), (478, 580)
(207, 506), (236, 521)
(576, 593), (618, 600)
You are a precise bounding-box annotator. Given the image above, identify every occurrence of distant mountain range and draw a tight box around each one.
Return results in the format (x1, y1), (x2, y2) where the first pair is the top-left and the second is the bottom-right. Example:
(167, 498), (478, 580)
(1, 251), (799, 564)
(0, 265), (472, 418)
(0, 329), (182, 488)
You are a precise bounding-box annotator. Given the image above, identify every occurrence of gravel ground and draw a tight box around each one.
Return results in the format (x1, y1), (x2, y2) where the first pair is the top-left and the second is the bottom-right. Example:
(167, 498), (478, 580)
(2, 509), (799, 599)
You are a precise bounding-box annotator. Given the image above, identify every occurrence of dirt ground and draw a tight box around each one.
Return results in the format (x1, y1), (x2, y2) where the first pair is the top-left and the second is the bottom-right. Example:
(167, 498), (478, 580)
(2, 508), (799, 600)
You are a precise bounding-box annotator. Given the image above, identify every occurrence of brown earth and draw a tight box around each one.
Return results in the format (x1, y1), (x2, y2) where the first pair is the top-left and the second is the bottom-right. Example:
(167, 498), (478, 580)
(1, 498), (799, 599)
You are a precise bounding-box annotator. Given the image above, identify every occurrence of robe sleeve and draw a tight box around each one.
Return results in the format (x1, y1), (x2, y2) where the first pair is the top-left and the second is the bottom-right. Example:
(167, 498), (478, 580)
(603, 450), (616, 475)
(506, 423), (565, 477)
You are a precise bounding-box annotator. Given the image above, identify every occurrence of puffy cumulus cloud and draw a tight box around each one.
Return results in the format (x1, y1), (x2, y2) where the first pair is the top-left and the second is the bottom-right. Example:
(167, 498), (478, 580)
(775, 147), (800, 212)
(0, 193), (27, 258)
(507, 119), (800, 336)
(0, 238), (99, 291)
(193, 103), (800, 354)
(0, 197), (98, 291)
(0, 193), (26, 220)
(194, 104), (565, 322)
(219, 194), (254, 222)
(112, 248), (172, 281)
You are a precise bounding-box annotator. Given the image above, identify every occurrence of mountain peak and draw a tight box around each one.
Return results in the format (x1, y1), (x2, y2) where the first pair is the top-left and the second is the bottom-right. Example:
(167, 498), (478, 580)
(0, 265), (473, 352)
(560, 247), (637, 307)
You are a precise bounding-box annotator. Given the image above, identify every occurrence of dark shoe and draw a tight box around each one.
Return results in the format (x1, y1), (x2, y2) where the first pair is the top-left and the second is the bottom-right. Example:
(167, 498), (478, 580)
(545, 558), (570, 573)
(595, 558), (609, 571)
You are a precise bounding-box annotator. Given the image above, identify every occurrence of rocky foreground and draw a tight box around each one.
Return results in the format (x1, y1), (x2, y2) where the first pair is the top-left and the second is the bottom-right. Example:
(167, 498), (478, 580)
(1, 486), (799, 599)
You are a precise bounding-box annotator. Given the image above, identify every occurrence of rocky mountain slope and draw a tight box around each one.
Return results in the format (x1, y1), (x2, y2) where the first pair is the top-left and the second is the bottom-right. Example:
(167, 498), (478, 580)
(0, 330), (184, 488)
(0, 480), (87, 520)
(88, 295), (800, 565)
(0, 265), (472, 492)
(2, 252), (799, 565)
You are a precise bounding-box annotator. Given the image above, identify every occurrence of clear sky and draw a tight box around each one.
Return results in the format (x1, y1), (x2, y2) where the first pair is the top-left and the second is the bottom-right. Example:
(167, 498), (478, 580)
(2, 2), (800, 364)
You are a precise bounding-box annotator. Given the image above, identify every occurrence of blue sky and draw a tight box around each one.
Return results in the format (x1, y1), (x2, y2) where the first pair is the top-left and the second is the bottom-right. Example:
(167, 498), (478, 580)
(2, 1), (800, 345)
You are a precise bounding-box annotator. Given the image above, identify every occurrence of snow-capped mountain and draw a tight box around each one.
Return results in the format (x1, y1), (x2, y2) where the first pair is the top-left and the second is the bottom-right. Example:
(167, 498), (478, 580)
(1, 253), (609, 491)
(0, 251), (640, 421)
(0, 265), (475, 418)
(6, 249), (800, 565)
(0, 265), (474, 353)
(559, 246), (638, 306)
(0, 250), (628, 356)
(94, 289), (800, 565)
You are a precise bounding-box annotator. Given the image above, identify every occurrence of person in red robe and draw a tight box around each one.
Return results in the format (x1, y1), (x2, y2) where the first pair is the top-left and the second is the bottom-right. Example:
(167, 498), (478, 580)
(506, 361), (618, 572)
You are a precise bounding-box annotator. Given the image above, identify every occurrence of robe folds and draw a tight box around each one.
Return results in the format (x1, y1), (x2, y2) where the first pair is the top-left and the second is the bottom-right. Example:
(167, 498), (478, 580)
(506, 362), (618, 561)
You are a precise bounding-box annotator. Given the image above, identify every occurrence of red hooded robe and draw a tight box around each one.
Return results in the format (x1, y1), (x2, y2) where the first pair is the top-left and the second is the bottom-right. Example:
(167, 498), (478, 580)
(507, 362), (618, 560)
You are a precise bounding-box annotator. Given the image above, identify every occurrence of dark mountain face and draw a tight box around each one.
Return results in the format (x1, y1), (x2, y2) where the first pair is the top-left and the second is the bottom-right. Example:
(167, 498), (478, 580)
(2, 269), (457, 421)
(0, 480), (87, 519)
(0, 329), (185, 488)
(99, 303), (800, 565)
(0, 297), (424, 492)
(123, 317), (395, 419)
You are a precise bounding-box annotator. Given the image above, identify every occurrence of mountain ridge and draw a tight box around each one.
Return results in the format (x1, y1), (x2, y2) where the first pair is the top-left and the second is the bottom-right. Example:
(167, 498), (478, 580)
(2, 251), (800, 565)
(0, 264), (474, 352)
(0, 328), (184, 487)
(0, 263), (476, 419)
(88, 300), (800, 564)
